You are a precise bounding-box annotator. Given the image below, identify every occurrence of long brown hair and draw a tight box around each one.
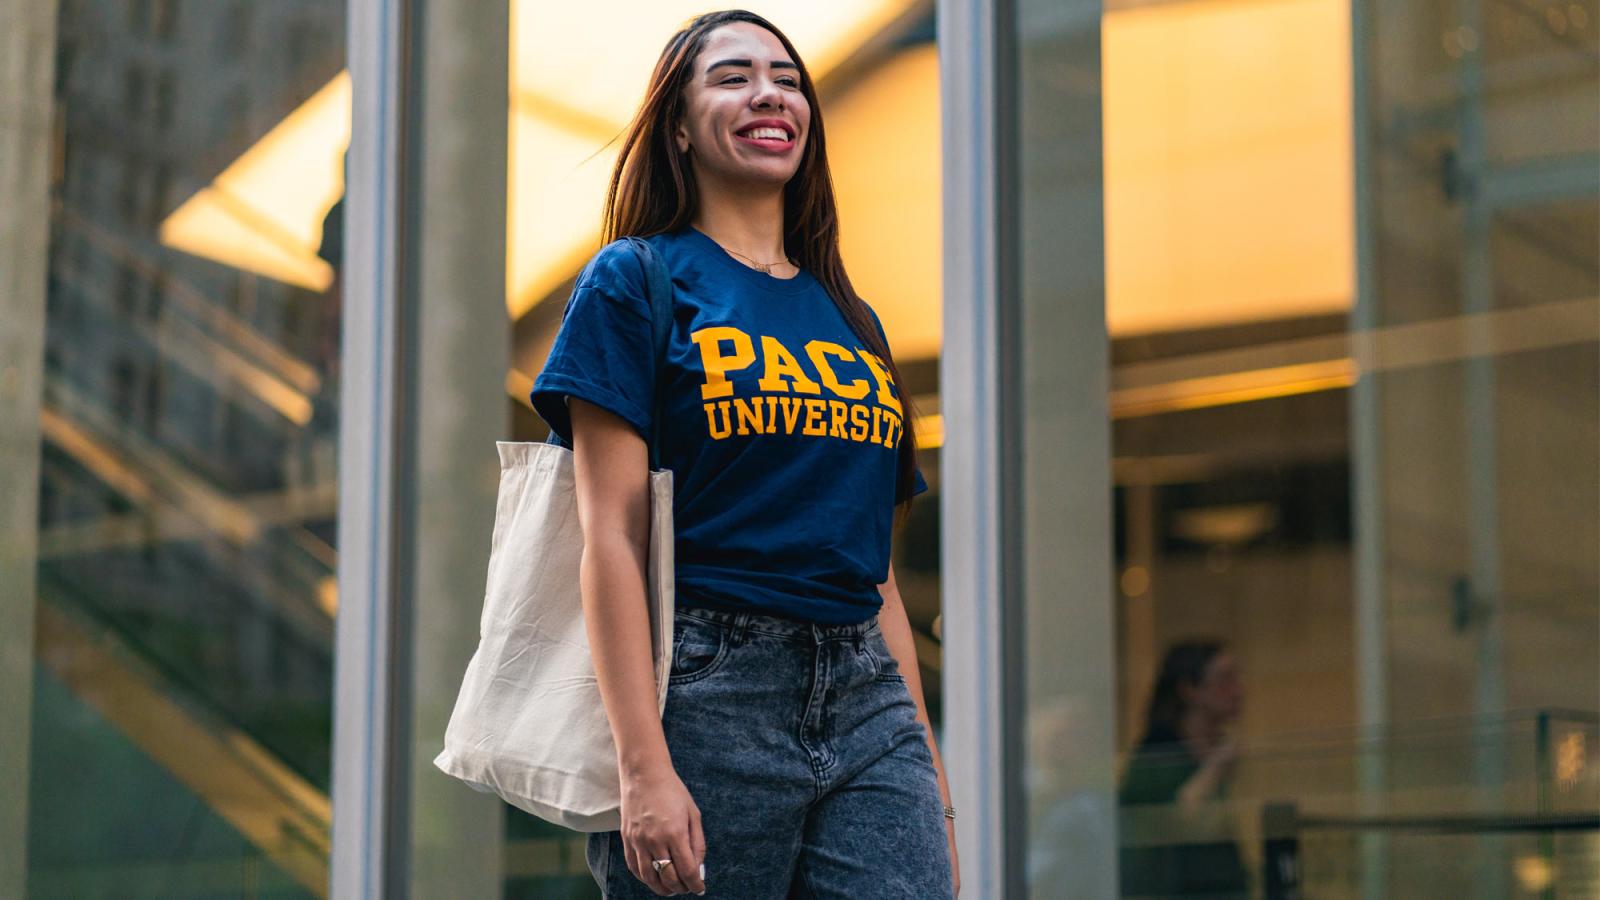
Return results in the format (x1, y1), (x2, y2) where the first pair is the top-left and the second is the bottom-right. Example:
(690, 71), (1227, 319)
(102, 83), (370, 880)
(1139, 640), (1228, 745)
(601, 9), (922, 517)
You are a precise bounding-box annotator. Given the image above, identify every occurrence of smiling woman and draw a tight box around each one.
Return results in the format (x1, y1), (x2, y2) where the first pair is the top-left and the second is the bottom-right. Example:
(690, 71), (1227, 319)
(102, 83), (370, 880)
(596, 10), (923, 511)
(521, 9), (958, 899)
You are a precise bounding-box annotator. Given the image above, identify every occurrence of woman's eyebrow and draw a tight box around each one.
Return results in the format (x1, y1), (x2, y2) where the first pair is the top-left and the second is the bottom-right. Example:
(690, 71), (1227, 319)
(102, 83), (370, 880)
(705, 58), (799, 74)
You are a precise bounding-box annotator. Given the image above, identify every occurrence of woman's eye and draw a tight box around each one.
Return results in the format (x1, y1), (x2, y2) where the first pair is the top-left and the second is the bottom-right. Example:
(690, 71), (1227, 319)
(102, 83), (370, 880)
(718, 75), (800, 88)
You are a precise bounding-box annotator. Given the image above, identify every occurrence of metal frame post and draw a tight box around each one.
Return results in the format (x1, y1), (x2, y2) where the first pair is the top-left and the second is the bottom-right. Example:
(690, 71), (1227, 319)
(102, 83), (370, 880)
(331, 0), (411, 895)
(940, 0), (1014, 894)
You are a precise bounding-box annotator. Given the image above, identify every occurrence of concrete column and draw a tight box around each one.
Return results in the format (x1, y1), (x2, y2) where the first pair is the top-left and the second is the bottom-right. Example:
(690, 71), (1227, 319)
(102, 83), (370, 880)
(405, 0), (510, 897)
(0, 0), (58, 895)
(333, 0), (507, 895)
(942, 0), (1114, 895)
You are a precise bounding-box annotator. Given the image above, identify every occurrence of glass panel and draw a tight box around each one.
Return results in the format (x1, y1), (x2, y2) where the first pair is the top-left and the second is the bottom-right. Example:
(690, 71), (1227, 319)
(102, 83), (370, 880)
(502, 5), (942, 897)
(1357, 0), (1600, 893)
(27, 0), (346, 895)
(1018, 0), (1598, 893)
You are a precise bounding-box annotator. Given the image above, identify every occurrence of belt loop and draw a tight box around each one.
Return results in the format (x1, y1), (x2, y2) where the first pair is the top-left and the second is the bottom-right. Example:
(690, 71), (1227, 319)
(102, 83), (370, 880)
(729, 613), (749, 646)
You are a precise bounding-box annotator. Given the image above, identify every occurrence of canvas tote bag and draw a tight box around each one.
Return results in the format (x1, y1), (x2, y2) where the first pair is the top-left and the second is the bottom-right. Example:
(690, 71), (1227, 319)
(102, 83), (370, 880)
(434, 237), (676, 832)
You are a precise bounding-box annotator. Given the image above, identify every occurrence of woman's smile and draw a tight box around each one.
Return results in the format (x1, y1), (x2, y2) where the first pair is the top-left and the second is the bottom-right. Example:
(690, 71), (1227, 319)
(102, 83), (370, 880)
(733, 119), (797, 152)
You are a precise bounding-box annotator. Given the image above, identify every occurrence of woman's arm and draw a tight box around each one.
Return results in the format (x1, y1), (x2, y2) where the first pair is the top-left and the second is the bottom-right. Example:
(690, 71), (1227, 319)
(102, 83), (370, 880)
(570, 397), (668, 774)
(569, 398), (705, 896)
(876, 561), (961, 895)
(1174, 736), (1236, 812)
(874, 564), (944, 797)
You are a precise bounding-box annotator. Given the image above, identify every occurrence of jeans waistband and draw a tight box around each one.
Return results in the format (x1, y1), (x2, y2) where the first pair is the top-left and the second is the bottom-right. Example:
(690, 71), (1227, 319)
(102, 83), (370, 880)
(676, 604), (880, 644)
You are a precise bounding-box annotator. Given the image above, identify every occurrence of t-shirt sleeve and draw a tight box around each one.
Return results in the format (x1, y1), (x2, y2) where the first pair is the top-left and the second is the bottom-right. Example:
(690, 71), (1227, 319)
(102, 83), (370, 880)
(530, 240), (655, 445)
(866, 304), (930, 504)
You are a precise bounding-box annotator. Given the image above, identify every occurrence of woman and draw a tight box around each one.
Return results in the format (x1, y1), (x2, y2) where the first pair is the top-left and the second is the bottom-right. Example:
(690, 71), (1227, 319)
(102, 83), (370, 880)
(528, 10), (958, 898)
(1118, 640), (1248, 898)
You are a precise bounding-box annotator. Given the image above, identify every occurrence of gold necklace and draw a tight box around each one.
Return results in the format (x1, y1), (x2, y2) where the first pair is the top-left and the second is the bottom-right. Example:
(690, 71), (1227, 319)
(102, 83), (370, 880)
(717, 242), (796, 275)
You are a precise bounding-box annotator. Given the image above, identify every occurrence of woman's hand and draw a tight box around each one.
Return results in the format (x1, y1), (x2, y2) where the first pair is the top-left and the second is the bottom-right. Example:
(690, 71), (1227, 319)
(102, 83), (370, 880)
(1204, 733), (1239, 770)
(620, 763), (707, 896)
(1176, 734), (1238, 812)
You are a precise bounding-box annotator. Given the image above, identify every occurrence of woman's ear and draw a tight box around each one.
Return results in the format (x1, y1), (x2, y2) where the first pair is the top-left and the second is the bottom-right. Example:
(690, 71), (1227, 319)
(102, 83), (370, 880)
(676, 123), (690, 154)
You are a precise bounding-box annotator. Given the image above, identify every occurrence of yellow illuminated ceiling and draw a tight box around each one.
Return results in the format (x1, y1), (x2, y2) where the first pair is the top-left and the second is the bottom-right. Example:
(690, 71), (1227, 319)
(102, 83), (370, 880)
(831, 0), (1353, 347)
(829, 45), (943, 361)
(160, 0), (1355, 360)
(1101, 0), (1354, 335)
(161, 72), (349, 292)
(159, 1), (922, 312)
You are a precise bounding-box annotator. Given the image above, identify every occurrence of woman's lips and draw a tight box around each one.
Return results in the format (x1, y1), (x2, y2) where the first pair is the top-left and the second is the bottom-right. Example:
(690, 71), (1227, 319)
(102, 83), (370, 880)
(733, 132), (796, 152)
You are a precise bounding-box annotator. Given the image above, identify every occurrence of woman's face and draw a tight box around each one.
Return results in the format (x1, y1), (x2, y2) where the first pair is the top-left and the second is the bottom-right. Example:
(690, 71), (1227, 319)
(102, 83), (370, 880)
(1189, 652), (1244, 722)
(675, 22), (811, 190)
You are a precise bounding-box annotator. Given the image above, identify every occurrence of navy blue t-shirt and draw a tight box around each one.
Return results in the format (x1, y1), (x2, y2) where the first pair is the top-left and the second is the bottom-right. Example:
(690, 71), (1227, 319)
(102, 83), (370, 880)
(530, 225), (927, 624)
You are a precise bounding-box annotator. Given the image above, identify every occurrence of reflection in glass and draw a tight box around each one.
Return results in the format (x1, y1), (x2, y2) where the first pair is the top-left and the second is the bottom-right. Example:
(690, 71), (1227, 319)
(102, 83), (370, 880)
(1094, 0), (1598, 894)
(1118, 642), (1248, 899)
(30, 1), (345, 895)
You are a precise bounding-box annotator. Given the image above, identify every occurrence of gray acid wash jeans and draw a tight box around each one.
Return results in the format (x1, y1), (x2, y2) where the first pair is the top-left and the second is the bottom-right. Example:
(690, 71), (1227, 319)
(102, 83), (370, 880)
(586, 605), (954, 899)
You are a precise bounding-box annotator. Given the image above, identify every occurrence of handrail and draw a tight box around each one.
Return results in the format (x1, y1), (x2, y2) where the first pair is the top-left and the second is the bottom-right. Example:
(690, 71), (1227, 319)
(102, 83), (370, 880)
(1260, 801), (1600, 900)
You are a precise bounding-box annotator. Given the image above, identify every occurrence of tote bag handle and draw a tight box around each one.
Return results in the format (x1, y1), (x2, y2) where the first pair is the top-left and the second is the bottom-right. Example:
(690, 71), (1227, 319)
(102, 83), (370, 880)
(543, 236), (673, 472)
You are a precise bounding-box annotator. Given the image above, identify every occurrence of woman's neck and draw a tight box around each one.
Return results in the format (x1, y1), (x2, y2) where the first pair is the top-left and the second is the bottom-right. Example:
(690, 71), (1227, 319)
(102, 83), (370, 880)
(1177, 708), (1220, 755)
(691, 184), (787, 264)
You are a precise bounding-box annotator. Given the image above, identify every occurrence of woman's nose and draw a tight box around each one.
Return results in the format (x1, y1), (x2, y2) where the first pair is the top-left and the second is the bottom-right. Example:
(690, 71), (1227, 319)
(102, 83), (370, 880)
(751, 82), (784, 109)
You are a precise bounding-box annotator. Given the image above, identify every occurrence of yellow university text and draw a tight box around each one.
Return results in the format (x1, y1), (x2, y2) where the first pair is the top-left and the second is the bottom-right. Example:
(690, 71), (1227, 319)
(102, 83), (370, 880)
(690, 325), (905, 448)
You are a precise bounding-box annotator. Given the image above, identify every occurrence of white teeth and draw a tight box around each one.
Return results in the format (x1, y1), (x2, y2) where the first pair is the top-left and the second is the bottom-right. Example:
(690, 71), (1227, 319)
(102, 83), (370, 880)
(742, 127), (789, 141)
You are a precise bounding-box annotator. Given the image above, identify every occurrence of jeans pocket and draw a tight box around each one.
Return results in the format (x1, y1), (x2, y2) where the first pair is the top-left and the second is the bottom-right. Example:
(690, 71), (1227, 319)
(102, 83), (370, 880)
(667, 615), (730, 684)
(866, 628), (908, 683)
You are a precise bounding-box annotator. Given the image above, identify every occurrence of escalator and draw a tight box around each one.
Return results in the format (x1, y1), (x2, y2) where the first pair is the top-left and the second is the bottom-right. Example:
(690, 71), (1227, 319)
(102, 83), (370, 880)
(33, 208), (339, 897)
(31, 135), (591, 900)
(33, 578), (331, 896)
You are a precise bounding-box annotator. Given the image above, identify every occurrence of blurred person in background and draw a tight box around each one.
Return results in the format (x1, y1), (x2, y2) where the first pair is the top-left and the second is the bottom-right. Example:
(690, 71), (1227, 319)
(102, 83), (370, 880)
(1026, 696), (1117, 898)
(1118, 640), (1249, 898)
